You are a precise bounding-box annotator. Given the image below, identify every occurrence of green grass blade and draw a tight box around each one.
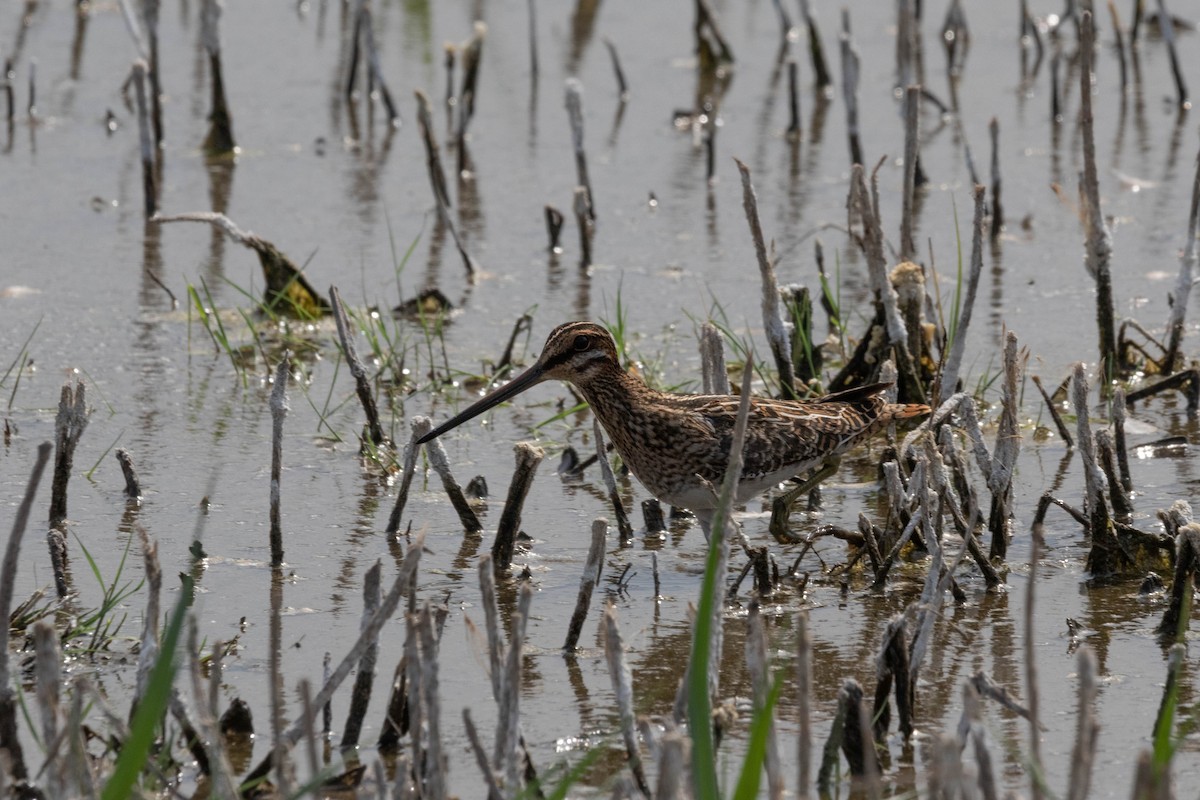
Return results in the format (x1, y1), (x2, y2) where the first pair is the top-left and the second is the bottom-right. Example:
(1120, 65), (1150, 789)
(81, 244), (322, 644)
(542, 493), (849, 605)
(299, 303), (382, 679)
(732, 674), (784, 800)
(100, 575), (191, 800)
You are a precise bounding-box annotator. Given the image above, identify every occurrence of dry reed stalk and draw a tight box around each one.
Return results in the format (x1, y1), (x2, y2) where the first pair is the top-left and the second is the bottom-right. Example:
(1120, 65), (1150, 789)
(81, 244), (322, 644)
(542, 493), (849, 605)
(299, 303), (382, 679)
(786, 58), (801, 141)
(115, 448), (141, 499)
(604, 605), (651, 797)
(360, 5), (399, 128)
(700, 322), (730, 395)
(564, 518), (608, 651)
(987, 331), (1023, 559)
(200, 0), (235, 155)
(1163, 141), (1200, 372)
(1071, 365), (1123, 574)
(495, 584), (532, 792)
(269, 564), (293, 796)
(341, 562), (382, 748)
(1155, 0), (1188, 107)
(1066, 645), (1098, 800)
(268, 356), (289, 566)
(456, 23), (486, 155)
(642, 500), (665, 534)
(962, 682), (998, 800)
(47, 382), (89, 598)
(65, 684), (95, 797)
(322, 651), (332, 736)
(344, 0), (364, 102)
(565, 80), (595, 220)
(130, 60), (157, 218)
(544, 205), (564, 251)
(245, 536), (425, 784)
(746, 601), (784, 799)
(1095, 430), (1133, 518)
(873, 617), (914, 742)
(1078, 12), (1119, 379)
(574, 186), (593, 268)
(736, 158), (796, 399)
(385, 418), (424, 537)
(989, 118), (1004, 237)
(463, 708), (504, 800)
(526, 0), (538, 83)
(478, 557), (504, 703)
(592, 419), (632, 542)
(1111, 387), (1133, 492)
(187, 624), (238, 796)
(900, 85), (921, 260)
(1032, 375), (1074, 446)
(694, 0), (735, 65)
(1157, 523), (1200, 638)
(330, 287), (386, 449)
(414, 90), (477, 275)
(656, 728), (686, 799)
(937, 185), (986, 401)
(415, 89), (452, 221)
(839, 12), (863, 166)
(796, 610), (813, 799)
(132, 527), (162, 715)
(142, 0), (162, 148)
(418, 603), (447, 799)
(33, 622), (63, 797)
(1025, 524), (1044, 800)
(797, 0), (832, 90)
(930, 427), (1001, 587)
(604, 38), (629, 100)
(492, 443), (545, 571)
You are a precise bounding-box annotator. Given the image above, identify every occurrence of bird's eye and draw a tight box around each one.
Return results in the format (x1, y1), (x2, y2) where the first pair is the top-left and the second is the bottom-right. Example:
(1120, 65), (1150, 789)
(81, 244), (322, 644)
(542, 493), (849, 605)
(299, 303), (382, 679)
(573, 334), (590, 351)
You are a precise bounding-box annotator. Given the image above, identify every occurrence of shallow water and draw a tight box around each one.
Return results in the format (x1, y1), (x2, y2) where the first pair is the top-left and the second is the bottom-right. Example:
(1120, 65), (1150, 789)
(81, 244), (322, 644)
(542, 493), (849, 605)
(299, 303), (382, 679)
(2, 0), (1200, 795)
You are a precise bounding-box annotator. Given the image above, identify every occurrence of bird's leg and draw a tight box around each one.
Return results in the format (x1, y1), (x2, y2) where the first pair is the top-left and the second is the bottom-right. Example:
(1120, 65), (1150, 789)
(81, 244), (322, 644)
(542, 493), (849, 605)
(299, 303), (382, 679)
(768, 458), (841, 541)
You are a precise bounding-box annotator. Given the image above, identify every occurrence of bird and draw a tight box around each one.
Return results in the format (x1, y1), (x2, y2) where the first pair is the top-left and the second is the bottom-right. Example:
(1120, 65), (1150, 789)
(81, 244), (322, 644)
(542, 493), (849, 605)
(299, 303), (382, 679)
(418, 321), (930, 536)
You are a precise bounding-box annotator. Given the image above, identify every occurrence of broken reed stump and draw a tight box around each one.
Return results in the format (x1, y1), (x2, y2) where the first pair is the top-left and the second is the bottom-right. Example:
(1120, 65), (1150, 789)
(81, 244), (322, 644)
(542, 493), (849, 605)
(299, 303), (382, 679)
(268, 356), (289, 567)
(700, 322), (730, 394)
(200, 0), (235, 156)
(420, 420), (483, 534)
(1156, 522), (1200, 640)
(1078, 11), (1119, 381)
(492, 443), (544, 572)
(603, 606), (651, 796)
(414, 89), (478, 276)
(745, 600), (784, 798)
(456, 23), (487, 166)
(130, 60), (157, 218)
(340, 561), (382, 748)
(900, 85), (921, 261)
(736, 158), (797, 400)
(49, 381), (89, 597)
(564, 519), (607, 651)
(244, 536), (424, 785)
(574, 186), (593, 268)
(153, 212), (329, 316)
(0, 442), (52, 786)
(592, 418), (632, 543)
(544, 204), (564, 251)
(1162, 141), (1200, 373)
(385, 419), (424, 538)
(565, 79), (595, 220)
(989, 117), (1004, 237)
(329, 286), (387, 449)
(839, 12), (863, 168)
(115, 447), (141, 499)
(799, 0), (833, 90)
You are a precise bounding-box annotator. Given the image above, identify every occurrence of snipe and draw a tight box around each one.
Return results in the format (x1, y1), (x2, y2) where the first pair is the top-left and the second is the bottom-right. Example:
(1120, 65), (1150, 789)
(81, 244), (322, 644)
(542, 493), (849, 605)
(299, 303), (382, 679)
(419, 321), (929, 535)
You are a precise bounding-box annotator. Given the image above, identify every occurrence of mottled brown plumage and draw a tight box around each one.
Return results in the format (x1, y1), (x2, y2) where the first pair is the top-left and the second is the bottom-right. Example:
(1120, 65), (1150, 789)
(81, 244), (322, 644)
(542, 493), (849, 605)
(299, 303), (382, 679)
(420, 321), (929, 526)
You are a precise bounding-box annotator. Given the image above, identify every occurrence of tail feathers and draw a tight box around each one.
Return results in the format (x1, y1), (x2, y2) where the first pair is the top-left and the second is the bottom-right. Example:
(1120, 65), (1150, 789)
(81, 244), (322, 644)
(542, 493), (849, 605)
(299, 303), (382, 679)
(881, 402), (931, 423)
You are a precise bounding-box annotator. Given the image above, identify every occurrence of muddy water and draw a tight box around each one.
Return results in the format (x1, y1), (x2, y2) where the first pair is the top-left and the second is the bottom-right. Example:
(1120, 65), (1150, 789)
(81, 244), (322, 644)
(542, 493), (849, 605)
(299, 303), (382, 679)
(2, 0), (1199, 795)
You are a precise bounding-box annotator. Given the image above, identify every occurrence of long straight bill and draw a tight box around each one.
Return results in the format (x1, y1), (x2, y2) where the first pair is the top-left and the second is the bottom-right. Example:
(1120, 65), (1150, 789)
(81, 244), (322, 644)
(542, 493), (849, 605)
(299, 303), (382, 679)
(417, 363), (547, 444)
